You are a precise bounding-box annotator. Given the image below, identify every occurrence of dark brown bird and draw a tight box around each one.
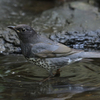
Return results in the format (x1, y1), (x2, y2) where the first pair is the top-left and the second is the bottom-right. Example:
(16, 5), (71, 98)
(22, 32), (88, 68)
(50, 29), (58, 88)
(8, 24), (100, 76)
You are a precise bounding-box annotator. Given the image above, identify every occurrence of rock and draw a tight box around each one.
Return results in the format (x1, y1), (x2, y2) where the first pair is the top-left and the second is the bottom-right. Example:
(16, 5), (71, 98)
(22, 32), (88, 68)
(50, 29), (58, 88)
(0, 38), (5, 53)
(32, 1), (100, 33)
(69, 1), (98, 11)
(1, 1), (100, 54)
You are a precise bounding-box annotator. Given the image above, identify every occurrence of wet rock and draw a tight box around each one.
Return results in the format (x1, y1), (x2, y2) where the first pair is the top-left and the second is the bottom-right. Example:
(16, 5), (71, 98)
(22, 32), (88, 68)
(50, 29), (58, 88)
(0, 29), (21, 54)
(32, 1), (100, 34)
(1, 1), (100, 54)
(0, 38), (5, 53)
(69, 1), (98, 11)
(3, 29), (20, 45)
(49, 29), (100, 51)
(4, 43), (21, 54)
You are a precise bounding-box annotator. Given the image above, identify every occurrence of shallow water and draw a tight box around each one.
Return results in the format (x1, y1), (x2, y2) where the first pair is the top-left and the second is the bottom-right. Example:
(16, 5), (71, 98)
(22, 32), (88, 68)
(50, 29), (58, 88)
(0, 55), (100, 100)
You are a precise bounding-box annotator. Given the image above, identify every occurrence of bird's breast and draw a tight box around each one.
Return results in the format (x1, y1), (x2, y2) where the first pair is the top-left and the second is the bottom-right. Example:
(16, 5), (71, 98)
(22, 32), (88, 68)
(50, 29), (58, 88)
(26, 57), (52, 71)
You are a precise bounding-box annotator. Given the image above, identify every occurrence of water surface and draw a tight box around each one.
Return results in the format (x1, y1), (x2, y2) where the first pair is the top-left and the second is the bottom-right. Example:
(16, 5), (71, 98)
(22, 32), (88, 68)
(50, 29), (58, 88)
(0, 55), (100, 100)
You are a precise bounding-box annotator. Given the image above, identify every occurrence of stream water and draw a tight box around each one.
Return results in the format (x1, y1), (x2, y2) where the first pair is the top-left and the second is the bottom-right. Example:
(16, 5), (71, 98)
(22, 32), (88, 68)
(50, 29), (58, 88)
(0, 55), (100, 100)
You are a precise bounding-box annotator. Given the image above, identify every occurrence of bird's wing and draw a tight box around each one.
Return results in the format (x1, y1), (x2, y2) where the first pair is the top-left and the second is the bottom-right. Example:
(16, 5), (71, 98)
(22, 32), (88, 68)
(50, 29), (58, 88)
(31, 42), (79, 58)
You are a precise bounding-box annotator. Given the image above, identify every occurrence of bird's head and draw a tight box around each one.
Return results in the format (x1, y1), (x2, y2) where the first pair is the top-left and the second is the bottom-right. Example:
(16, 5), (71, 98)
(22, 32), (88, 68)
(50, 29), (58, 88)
(8, 24), (37, 42)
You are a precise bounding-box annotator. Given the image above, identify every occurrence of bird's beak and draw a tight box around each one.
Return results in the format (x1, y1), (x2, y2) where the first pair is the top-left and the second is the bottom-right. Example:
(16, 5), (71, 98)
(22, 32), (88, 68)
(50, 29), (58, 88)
(7, 26), (16, 30)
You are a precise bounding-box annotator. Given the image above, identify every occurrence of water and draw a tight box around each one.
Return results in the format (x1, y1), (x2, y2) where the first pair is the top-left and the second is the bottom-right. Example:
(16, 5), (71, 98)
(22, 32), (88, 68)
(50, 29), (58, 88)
(0, 55), (100, 100)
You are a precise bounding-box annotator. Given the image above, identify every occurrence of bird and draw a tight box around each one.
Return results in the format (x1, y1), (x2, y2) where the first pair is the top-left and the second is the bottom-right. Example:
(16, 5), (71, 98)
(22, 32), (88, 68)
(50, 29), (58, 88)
(8, 24), (100, 76)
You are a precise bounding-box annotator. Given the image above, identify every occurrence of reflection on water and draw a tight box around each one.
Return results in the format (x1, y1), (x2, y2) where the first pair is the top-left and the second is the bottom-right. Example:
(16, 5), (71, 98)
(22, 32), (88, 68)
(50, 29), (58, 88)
(0, 55), (100, 100)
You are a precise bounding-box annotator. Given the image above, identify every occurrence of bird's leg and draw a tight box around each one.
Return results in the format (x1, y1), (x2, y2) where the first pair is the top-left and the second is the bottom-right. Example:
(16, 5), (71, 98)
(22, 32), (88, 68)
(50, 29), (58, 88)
(54, 69), (61, 77)
(39, 69), (54, 82)
(39, 69), (61, 83)
(39, 76), (51, 83)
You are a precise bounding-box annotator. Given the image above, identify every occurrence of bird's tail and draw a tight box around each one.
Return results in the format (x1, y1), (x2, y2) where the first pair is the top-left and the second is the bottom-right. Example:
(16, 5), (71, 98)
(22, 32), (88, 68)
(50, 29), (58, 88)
(81, 52), (100, 58)
(68, 51), (100, 59)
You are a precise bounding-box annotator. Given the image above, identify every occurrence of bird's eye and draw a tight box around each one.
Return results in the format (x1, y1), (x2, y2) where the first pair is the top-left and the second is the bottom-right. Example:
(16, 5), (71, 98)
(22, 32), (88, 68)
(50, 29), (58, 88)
(22, 28), (26, 32)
